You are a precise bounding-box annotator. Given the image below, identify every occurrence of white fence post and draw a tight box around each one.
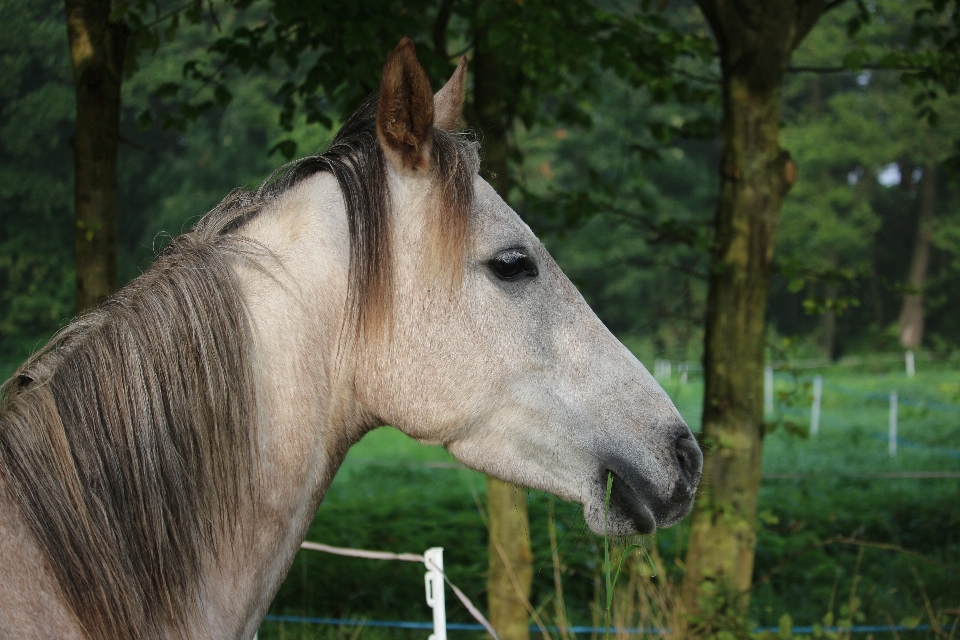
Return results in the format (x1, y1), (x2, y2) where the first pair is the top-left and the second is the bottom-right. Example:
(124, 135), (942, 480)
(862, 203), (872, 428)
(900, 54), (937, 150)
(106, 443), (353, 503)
(905, 350), (915, 377)
(679, 363), (688, 384)
(889, 391), (898, 457)
(811, 375), (823, 436)
(764, 366), (774, 417)
(424, 547), (446, 640)
(654, 360), (672, 382)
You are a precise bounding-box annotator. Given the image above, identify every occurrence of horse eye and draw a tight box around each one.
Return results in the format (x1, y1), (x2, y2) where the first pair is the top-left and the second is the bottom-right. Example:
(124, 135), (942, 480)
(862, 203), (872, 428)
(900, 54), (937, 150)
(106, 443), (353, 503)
(489, 251), (538, 281)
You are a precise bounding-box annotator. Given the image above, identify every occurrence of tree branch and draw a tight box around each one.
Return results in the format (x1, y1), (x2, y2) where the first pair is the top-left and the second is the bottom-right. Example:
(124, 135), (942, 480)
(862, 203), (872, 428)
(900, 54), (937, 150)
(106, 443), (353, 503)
(787, 63), (924, 73)
(433, 0), (455, 60)
(823, 0), (852, 13)
(118, 134), (156, 155)
(141, 0), (200, 29)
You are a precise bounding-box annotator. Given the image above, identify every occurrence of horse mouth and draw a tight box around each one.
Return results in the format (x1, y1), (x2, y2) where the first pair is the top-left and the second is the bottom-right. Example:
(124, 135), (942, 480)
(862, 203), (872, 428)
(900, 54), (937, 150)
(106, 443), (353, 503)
(585, 469), (657, 536)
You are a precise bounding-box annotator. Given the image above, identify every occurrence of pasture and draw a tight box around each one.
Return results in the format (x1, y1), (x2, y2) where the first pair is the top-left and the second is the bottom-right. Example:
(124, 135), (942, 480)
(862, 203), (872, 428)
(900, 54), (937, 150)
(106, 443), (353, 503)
(257, 356), (960, 640)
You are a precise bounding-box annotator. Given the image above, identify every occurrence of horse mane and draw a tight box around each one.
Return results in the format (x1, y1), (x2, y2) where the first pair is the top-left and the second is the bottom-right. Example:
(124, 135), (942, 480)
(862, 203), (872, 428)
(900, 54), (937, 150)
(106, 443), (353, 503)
(0, 92), (477, 639)
(253, 92), (479, 334)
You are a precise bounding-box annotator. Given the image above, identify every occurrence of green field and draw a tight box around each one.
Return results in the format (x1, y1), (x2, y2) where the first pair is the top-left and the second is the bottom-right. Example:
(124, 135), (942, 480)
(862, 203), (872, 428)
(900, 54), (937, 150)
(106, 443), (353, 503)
(260, 362), (960, 639)
(3, 352), (956, 638)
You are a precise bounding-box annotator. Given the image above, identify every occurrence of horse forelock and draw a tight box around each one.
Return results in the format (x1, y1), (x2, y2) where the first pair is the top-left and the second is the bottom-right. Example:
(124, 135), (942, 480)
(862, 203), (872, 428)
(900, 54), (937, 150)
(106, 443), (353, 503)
(255, 91), (478, 338)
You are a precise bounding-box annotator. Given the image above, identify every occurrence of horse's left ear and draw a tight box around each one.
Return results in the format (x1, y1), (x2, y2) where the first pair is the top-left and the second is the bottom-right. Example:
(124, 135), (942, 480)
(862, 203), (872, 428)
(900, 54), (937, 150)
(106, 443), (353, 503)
(434, 56), (467, 131)
(377, 38), (434, 171)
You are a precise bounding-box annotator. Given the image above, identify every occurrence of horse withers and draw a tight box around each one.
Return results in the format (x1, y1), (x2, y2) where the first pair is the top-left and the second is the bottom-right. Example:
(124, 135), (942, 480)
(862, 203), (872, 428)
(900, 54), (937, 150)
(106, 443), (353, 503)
(0, 39), (701, 639)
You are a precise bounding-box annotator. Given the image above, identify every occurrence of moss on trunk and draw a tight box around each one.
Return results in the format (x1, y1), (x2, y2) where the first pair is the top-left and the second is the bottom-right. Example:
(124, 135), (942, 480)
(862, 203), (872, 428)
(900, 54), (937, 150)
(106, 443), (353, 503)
(682, 0), (829, 615)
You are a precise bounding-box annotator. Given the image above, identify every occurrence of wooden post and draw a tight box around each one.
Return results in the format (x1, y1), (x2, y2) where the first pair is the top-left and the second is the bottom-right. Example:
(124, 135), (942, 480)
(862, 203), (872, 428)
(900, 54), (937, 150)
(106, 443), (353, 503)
(905, 350), (915, 378)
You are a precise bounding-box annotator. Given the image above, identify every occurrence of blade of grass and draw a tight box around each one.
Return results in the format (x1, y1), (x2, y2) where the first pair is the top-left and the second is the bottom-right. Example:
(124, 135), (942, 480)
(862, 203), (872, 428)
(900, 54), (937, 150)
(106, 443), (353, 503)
(604, 472), (613, 640)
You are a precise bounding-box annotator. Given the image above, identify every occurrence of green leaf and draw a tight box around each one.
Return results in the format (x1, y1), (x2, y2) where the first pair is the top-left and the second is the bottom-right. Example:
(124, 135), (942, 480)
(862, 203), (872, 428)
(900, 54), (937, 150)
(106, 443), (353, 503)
(899, 616), (921, 629)
(155, 82), (181, 98)
(603, 471), (612, 609)
(214, 85), (233, 108)
(778, 613), (793, 639)
(269, 139), (298, 160)
(136, 109), (153, 131)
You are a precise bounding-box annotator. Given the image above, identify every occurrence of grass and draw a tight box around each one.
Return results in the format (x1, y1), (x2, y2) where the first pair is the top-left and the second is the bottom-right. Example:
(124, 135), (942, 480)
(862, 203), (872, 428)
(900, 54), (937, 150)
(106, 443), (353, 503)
(2, 337), (956, 637)
(261, 363), (960, 639)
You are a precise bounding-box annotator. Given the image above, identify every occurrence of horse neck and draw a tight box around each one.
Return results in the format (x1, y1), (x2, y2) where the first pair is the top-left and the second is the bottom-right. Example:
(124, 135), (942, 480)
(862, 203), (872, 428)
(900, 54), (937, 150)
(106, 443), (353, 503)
(204, 172), (366, 637)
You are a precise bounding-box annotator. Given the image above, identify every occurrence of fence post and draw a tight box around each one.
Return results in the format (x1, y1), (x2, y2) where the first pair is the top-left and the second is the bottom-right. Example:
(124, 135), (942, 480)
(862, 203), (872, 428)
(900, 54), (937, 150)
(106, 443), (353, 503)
(905, 350), (915, 378)
(764, 366), (774, 417)
(811, 375), (823, 436)
(889, 391), (898, 457)
(424, 547), (446, 640)
(679, 363), (688, 384)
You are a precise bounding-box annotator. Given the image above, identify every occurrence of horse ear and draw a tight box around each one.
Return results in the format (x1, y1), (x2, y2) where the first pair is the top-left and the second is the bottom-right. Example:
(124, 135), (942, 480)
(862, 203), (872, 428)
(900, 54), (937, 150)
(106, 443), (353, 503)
(434, 56), (467, 131)
(377, 38), (434, 171)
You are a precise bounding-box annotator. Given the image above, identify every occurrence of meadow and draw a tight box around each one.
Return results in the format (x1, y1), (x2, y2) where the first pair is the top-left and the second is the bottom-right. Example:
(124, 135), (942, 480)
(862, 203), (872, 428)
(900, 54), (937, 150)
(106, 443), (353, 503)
(258, 357), (960, 640)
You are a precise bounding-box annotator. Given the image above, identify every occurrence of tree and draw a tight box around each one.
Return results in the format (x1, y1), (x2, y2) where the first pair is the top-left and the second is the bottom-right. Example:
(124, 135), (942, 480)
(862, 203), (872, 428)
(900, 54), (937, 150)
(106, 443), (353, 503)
(0, 0), (76, 350)
(682, 0), (960, 617)
(680, 0), (831, 617)
(64, 0), (216, 313)
(768, 0), (960, 356)
(65, 0), (128, 312)
(899, 162), (937, 348)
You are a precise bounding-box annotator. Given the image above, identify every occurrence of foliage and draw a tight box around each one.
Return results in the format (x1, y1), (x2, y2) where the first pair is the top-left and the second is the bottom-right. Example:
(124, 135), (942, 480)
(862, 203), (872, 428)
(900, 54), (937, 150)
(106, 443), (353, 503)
(767, 1), (960, 356)
(131, 0), (717, 161)
(0, 0), (75, 351)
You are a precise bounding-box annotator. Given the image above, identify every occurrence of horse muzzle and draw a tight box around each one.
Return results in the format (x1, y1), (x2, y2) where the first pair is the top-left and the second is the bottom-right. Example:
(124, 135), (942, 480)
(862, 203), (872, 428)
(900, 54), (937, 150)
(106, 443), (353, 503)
(585, 425), (703, 536)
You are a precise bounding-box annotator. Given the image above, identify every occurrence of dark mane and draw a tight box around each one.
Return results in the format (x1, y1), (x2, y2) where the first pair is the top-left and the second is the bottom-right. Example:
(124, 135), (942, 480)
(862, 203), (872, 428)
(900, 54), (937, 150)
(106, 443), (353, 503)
(0, 94), (477, 639)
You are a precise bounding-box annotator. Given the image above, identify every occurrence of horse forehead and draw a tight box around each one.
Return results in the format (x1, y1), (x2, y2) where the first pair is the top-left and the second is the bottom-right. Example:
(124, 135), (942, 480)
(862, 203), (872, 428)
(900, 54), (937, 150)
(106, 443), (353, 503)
(471, 178), (536, 248)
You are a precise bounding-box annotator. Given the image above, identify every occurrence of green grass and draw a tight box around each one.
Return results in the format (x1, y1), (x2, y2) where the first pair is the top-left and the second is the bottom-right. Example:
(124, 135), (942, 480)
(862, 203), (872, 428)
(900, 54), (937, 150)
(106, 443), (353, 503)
(3, 337), (956, 636)
(261, 365), (960, 638)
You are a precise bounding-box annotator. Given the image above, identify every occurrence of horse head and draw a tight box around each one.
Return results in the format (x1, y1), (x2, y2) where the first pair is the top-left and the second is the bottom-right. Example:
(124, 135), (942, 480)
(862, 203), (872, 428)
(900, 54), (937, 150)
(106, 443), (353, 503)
(353, 39), (702, 535)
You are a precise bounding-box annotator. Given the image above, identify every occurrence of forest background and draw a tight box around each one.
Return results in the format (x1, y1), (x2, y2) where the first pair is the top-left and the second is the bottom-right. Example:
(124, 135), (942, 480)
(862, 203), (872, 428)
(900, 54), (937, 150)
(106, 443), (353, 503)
(7, 0), (960, 373)
(2, 0), (960, 638)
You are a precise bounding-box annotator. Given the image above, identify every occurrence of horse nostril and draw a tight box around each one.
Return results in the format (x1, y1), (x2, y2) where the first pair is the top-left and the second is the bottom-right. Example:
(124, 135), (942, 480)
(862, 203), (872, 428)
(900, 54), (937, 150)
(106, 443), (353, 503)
(674, 432), (703, 485)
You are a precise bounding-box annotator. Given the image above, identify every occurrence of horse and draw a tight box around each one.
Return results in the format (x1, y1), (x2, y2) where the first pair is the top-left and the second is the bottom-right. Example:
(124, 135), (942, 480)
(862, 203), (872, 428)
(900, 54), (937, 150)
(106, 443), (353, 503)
(0, 39), (702, 639)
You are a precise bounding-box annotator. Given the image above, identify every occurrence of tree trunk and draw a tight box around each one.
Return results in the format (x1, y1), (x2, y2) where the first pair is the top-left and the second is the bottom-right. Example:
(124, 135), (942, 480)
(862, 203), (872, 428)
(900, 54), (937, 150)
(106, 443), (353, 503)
(818, 289), (838, 360)
(682, 0), (825, 616)
(469, 31), (533, 640)
(898, 164), (937, 349)
(486, 479), (533, 640)
(65, 0), (127, 313)
(818, 253), (839, 360)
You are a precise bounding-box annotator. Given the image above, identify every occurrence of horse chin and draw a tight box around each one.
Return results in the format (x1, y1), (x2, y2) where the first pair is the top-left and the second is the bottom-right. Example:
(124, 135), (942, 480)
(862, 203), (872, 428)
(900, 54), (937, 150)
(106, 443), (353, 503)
(583, 470), (657, 537)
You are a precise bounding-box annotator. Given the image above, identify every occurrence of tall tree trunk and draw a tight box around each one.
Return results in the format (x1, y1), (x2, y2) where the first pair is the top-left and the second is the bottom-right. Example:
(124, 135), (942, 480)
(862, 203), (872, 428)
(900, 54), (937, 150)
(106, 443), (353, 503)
(682, 0), (825, 615)
(65, 0), (127, 312)
(469, 32), (533, 640)
(898, 164), (937, 349)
